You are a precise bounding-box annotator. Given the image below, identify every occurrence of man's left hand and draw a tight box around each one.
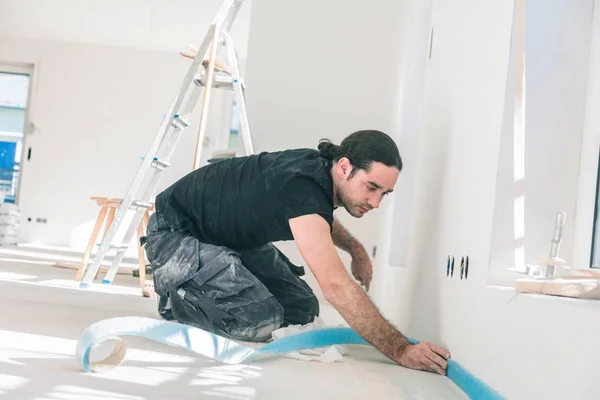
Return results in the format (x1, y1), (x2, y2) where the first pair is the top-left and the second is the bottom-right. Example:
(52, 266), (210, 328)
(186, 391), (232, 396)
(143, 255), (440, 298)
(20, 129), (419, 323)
(351, 246), (373, 291)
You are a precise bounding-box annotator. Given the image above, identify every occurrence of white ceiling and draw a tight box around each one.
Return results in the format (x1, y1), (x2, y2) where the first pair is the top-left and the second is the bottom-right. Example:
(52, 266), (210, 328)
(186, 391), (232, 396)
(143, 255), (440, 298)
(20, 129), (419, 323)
(0, 0), (252, 56)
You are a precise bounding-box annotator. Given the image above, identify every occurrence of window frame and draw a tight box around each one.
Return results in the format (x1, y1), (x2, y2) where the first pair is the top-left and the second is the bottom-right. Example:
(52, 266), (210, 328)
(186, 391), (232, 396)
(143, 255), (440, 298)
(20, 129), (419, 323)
(572, 2), (600, 271)
(589, 151), (600, 268)
(0, 63), (35, 206)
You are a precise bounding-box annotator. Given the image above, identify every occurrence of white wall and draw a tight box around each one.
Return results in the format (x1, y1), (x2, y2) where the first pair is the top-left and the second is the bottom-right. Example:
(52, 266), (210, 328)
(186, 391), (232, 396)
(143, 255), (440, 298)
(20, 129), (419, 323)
(386, 0), (434, 269)
(389, 0), (600, 399)
(243, 0), (409, 298)
(0, 0), (252, 56)
(0, 34), (236, 249)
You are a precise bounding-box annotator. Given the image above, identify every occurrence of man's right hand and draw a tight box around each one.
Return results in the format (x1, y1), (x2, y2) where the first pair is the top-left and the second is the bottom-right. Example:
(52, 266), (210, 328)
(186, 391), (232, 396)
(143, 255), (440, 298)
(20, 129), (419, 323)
(396, 341), (451, 376)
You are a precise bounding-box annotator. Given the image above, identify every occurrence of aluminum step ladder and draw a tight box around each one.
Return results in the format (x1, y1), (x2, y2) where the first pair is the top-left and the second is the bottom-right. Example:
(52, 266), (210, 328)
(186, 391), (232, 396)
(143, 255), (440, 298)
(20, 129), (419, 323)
(79, 0), (253, 288)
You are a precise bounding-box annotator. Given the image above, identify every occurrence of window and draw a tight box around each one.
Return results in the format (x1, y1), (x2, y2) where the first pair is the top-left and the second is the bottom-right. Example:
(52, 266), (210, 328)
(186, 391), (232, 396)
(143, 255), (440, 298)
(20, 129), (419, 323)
(0, 71), (31, 204)
(571, 1), (600, 271)
(488, 0), (598, 286)
(590, 151), (600, 268)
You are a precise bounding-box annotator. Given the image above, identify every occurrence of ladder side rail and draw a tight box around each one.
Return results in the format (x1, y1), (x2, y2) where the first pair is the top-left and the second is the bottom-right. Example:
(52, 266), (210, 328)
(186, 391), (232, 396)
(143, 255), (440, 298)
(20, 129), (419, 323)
(213, 0), (244, 33)
(80, 27), (217, 287)
(223, 32), (254, 155)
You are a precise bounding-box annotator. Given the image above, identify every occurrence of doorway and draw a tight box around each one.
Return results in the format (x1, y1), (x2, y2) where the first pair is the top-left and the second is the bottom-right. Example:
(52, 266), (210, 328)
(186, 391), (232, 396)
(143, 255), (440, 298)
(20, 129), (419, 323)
(0, 66), (32, 205)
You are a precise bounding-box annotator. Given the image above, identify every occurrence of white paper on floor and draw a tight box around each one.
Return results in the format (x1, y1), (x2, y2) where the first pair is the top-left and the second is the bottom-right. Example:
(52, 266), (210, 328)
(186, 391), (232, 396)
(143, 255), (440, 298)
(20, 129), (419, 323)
(270, 317), (349, 362)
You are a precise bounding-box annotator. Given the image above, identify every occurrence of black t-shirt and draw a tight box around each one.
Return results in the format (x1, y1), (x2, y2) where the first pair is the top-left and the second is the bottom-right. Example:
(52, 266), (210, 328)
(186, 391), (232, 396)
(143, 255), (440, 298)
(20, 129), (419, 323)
(154, 148), (334, 251)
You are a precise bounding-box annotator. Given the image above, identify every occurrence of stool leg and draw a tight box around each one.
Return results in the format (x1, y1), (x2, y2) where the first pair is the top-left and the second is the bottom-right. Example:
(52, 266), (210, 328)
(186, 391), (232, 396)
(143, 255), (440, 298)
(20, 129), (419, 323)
(96, 207), (116, 279)
(143, 210), (150, 232)
(137, 218), (146, 287)
(76, 206), (109, 281)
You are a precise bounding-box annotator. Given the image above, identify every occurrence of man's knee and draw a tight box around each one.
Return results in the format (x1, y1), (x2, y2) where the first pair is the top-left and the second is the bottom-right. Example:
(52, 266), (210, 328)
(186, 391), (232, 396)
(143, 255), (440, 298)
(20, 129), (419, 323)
(225, 296), (285, 342)
(168, 283), (284, 342)
(171, 254), (287, 342)
(283, 294), (320, 326)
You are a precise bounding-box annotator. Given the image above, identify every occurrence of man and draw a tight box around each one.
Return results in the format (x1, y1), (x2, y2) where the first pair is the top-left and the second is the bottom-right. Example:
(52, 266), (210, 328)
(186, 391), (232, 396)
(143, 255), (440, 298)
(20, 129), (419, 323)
(143, 130), (451, 375)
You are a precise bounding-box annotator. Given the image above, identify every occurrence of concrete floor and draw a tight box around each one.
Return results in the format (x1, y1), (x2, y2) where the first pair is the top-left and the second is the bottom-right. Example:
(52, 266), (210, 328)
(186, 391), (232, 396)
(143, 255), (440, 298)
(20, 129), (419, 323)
(0, 259), (468, 400)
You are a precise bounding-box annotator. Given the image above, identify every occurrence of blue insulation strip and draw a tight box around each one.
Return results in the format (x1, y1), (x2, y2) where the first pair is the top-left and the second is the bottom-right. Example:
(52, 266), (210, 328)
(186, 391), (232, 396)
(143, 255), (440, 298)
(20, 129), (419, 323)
(76, 316), (504, 399)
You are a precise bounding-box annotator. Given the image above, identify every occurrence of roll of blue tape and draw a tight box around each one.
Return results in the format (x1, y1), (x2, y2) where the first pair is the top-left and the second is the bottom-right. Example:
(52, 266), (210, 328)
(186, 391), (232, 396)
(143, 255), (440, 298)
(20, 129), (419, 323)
(76, 316), (504, 399)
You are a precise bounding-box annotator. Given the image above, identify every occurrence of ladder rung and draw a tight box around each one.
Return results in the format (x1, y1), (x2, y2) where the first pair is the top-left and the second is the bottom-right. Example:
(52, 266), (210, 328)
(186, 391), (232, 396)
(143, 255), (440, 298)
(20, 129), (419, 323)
(171, 116), (189, 129)
(151, 158), (171, 170)
(131, 201), (153, 209)
(193, 74), (235, 90)
(213, 76), (235, 89)
(110, 244), (129, 251)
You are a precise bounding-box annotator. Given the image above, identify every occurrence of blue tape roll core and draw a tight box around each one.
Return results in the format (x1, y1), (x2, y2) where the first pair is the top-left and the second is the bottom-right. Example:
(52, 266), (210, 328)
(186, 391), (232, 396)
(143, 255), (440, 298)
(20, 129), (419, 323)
(76, 316), (503, 399)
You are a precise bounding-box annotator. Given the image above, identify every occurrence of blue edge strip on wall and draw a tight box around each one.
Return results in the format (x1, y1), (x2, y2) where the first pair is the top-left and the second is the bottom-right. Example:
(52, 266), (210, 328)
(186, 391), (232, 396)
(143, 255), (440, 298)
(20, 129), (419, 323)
(76, 317), (504, 400)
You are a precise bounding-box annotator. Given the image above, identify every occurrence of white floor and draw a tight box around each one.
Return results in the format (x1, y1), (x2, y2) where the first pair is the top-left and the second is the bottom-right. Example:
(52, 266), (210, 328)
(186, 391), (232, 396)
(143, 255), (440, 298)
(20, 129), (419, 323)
(0, 260), (468, 400)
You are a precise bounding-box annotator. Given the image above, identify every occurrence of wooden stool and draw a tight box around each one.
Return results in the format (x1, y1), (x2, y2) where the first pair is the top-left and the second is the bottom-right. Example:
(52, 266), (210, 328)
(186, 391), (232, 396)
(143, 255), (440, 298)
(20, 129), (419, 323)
(75, 197), (153, 289)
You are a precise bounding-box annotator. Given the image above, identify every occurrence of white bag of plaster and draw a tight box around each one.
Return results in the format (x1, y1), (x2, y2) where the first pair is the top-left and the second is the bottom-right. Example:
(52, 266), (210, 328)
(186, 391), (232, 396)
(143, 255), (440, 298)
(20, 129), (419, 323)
(270, 317), (349, 363)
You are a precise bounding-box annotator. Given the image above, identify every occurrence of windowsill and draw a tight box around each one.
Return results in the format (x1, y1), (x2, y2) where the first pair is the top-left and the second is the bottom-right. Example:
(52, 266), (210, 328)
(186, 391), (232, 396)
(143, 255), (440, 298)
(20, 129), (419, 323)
(486, 283), (600, 308)
(488, 264), (600, 288)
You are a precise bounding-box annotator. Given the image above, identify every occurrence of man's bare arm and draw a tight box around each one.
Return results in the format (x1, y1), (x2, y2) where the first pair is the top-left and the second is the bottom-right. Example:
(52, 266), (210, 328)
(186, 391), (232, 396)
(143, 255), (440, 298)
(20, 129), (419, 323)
(331, 218), (361, 255)
(289, 214), (450, 374)
(331, 217), (373, 290)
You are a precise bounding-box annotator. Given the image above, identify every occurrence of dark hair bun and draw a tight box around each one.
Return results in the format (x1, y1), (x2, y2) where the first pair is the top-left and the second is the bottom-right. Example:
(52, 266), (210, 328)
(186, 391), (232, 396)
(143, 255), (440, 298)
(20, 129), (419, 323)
(317, 139), (339, 160)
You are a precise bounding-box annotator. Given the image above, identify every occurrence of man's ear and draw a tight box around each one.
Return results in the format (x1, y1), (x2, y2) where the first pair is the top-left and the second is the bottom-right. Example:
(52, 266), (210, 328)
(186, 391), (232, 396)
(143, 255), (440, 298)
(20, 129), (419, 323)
(336, 157), (353, 178)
